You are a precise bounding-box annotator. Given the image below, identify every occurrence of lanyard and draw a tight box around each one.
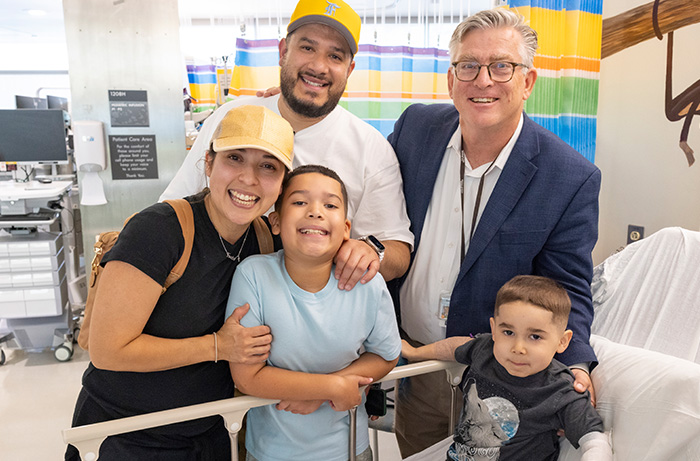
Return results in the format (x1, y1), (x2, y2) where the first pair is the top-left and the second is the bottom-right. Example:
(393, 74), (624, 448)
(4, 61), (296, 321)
(460, 148), (500, 263)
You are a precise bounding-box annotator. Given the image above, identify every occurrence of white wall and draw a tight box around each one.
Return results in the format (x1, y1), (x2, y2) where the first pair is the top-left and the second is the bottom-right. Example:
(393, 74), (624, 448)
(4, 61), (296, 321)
(0, 42), (70, 109)
(593, 0), (700, 264)
(63, 0), (187, 251)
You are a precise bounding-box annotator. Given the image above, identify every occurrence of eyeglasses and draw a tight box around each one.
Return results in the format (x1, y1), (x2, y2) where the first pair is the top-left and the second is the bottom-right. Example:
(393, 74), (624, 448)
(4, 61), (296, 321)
(451, 61), (528, 83)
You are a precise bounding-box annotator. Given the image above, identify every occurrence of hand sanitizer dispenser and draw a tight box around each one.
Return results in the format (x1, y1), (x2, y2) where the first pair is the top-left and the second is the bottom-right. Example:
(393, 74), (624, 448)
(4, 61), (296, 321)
(72, 121), (108, 205)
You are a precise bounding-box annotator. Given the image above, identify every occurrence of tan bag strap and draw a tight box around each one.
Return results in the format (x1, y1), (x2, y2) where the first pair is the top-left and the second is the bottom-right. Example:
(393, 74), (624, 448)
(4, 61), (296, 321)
(163, 199), (195, 290)
(253, 216), (274, 254)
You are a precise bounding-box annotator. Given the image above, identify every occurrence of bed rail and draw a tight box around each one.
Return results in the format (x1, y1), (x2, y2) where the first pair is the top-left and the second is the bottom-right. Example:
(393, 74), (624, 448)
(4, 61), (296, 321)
(62, 360), (466, 461)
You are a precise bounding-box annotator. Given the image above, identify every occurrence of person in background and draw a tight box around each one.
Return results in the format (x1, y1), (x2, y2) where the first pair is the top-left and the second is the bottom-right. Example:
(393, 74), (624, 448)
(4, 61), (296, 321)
(65, 105), (293, 460)
(402, 276), (611, 461)
(227, 165), (401, 461)
(388, 8), (601, 457)
(161, 0), (413, 291)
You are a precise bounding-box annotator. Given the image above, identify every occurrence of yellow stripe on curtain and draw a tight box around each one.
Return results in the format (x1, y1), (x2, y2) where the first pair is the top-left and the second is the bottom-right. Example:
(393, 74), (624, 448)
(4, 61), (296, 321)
(509, 0), (603, 162)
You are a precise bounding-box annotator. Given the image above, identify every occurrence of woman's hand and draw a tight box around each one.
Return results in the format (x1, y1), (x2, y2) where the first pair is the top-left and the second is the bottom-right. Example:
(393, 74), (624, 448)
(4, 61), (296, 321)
(217, 303), (272, 364)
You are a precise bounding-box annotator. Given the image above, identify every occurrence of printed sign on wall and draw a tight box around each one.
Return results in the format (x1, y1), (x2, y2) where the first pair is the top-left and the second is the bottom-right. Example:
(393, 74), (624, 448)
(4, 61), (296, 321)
(108, 90), (149, 127)
(108, 135), (158, 180)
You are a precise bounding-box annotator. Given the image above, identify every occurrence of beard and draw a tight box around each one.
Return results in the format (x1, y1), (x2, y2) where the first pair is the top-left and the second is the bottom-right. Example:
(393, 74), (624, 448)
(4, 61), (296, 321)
(279, 66), (345, 119)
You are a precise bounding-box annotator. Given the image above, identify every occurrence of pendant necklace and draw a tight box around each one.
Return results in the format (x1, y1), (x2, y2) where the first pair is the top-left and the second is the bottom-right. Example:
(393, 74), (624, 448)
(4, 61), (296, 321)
(218, 226), (250, 262)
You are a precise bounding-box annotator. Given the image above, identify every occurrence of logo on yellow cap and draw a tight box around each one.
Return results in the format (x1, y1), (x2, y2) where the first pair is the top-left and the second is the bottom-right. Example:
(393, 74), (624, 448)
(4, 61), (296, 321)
(287, 0), (361, 55)
(325, 2), (340, 16)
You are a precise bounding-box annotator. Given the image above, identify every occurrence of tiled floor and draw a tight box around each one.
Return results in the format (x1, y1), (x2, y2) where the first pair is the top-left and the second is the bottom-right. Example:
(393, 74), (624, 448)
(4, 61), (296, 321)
(0, 345), (403, 460)
(0, 345), (88, 460)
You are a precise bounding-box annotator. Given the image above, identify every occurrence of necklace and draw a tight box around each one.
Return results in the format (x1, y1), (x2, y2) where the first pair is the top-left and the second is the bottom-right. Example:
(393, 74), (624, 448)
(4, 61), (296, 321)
(218, 226), (250, 262)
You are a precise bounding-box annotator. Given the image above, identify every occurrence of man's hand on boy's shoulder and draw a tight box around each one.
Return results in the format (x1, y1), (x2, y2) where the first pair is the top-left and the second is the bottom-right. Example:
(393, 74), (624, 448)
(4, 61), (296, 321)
(334, 239), (381, 291)
(571, 368), (596, 407)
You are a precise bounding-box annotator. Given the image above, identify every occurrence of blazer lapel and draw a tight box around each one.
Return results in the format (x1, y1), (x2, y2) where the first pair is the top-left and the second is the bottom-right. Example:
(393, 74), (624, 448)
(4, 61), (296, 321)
(456, 115), (540, 284)
(407, 109), (460, 249)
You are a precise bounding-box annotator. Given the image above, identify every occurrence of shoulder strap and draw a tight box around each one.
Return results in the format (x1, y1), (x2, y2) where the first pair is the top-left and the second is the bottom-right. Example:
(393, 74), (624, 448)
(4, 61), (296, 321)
(253, 216), (274, 254)
(162, 199), (195, 290)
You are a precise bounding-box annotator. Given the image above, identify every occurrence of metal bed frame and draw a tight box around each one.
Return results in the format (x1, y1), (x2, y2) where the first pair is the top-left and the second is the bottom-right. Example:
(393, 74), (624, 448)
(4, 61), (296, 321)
(63, 360), (467, 461)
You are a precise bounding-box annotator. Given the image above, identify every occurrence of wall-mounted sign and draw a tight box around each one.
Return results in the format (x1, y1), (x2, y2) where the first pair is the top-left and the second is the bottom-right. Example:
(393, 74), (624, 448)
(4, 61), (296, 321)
(108, 135), (158, 180)
(108, 90), (149, 127)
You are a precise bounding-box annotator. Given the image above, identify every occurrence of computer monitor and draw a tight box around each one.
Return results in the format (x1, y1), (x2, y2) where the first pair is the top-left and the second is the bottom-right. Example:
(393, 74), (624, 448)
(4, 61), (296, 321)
(0, 110), (69, 164)
(47, 95), (69, 111)
(15, 95), (48, 110)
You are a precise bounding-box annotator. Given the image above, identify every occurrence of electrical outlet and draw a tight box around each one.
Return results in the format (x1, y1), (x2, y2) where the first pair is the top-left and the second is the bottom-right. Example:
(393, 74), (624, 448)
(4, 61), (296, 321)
(627, 225), (645, 245)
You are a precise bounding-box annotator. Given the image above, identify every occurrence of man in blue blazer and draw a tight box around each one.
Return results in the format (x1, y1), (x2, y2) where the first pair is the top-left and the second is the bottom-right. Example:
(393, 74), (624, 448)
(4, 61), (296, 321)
(389, 9), (601, 457)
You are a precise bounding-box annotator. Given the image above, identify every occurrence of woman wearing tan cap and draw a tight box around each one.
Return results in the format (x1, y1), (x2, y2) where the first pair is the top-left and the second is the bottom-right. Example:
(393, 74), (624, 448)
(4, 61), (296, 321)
(65, 105), (293, 460)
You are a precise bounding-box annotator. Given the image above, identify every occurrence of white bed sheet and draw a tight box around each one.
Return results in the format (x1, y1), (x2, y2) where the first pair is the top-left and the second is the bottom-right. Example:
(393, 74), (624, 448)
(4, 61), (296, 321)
(591, 227), (700, 363)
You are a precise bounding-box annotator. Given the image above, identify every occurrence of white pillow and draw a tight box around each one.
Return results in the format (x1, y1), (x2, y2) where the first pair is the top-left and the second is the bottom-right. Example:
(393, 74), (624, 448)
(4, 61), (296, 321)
(559, 335), (700, 460)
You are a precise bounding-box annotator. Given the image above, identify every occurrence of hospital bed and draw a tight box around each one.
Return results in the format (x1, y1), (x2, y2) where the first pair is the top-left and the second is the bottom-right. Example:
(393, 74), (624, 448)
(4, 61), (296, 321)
(560, 226), (700, 460)
(406, 226), (700, 461)
(62, 227), (700, 460)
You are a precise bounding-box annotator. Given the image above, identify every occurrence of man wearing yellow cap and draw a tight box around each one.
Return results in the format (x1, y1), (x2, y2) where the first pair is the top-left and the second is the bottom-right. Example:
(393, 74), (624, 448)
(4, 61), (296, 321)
(162, 0), (413, 291)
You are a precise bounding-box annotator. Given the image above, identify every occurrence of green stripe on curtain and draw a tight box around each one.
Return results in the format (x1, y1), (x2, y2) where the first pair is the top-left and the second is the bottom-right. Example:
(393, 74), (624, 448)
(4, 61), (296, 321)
(526, 77), (599, 117)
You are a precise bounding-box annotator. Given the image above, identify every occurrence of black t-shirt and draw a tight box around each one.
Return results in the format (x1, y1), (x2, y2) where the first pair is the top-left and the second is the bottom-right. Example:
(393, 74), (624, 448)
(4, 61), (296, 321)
(78, 193), (278, 434)
(448, 334), (604, 461)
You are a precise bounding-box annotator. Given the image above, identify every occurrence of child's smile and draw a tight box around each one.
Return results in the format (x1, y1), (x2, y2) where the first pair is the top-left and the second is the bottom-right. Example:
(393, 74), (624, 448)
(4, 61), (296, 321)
(272, 172), (351, 263)
(299, 225), (329, 236)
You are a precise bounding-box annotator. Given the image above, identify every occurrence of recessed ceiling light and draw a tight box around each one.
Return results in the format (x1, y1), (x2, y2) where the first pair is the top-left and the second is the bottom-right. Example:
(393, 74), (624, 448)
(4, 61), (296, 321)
(26, 9), (48, 16)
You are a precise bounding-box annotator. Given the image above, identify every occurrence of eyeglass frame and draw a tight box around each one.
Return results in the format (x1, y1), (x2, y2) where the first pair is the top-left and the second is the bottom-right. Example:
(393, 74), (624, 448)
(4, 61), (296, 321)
(451, 61), (529, 83)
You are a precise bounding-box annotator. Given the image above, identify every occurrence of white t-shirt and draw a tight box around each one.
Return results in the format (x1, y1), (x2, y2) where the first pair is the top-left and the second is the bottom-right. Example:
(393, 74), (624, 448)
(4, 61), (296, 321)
(160, 95), (414, 246)
(225, 250), (401, 461)
(399, 116), (522, 344)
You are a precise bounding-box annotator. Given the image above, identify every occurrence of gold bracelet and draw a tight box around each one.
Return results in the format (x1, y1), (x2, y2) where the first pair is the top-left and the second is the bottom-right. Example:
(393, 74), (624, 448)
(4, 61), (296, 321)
(213, 332), (218, 363)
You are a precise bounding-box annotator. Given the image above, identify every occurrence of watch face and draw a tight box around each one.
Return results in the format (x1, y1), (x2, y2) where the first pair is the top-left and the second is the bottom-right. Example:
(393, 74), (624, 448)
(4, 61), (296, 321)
(367, 235), (385, 251)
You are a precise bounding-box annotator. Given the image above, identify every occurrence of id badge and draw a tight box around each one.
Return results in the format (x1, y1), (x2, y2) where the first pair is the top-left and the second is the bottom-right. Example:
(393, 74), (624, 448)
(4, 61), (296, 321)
(438, 291), (450, 327)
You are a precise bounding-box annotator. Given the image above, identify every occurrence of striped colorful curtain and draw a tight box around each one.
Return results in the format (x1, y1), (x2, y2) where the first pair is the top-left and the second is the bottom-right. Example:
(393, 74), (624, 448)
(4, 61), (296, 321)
(186, 2), (602, 160)
(509, 0), (603, 162)
(341, 44), (451, 136)
(187, 39), (451, 138)
(185, 60), (233, 111)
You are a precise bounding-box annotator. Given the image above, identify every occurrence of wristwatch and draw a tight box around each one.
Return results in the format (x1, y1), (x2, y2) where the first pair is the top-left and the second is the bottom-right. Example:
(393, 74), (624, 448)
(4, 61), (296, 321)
(359, 235), (385, 263)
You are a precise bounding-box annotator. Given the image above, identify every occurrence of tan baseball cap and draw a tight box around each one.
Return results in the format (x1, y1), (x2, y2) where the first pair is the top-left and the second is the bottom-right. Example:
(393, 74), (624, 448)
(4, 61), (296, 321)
(212, 105), (294, 170)
(287, 0), (361, 55)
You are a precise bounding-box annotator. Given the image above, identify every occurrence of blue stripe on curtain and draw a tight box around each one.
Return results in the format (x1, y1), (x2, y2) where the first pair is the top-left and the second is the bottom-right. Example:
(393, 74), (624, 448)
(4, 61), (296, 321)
(508, 0), (602, 14)
(530, 115), (597, 163)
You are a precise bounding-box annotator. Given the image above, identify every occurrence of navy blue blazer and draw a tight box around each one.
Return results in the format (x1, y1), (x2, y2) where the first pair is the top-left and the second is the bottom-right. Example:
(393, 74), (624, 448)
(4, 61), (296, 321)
(388, 104), (601, 366)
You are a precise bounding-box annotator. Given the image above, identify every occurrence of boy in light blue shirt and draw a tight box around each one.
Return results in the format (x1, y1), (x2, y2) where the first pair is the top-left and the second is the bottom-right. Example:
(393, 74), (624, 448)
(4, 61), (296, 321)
(225, 164), (401, 461)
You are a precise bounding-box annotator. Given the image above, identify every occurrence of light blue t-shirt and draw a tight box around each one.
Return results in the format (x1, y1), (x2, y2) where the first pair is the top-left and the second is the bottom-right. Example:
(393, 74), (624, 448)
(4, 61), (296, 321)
(225, 250), (401, 461)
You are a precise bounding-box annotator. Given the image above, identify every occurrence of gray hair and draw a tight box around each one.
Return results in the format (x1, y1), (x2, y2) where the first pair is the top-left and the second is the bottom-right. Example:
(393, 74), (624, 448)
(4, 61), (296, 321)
(448, 8), (538, 69)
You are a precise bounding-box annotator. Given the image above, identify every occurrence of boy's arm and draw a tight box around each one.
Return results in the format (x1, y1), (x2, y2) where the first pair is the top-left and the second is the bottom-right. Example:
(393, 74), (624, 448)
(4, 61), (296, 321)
(401, 337), (472, 362)
(334, 351), (398, 380)
(229, 361), (373, 411)
(275, 352), (399, 415)
(578, 432), (612, 460)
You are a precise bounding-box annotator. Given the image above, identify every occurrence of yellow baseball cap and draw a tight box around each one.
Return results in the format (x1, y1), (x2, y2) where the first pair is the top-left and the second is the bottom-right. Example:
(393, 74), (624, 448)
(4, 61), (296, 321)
(212, 105), (294, 170)
(287, 0), (361, 55)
